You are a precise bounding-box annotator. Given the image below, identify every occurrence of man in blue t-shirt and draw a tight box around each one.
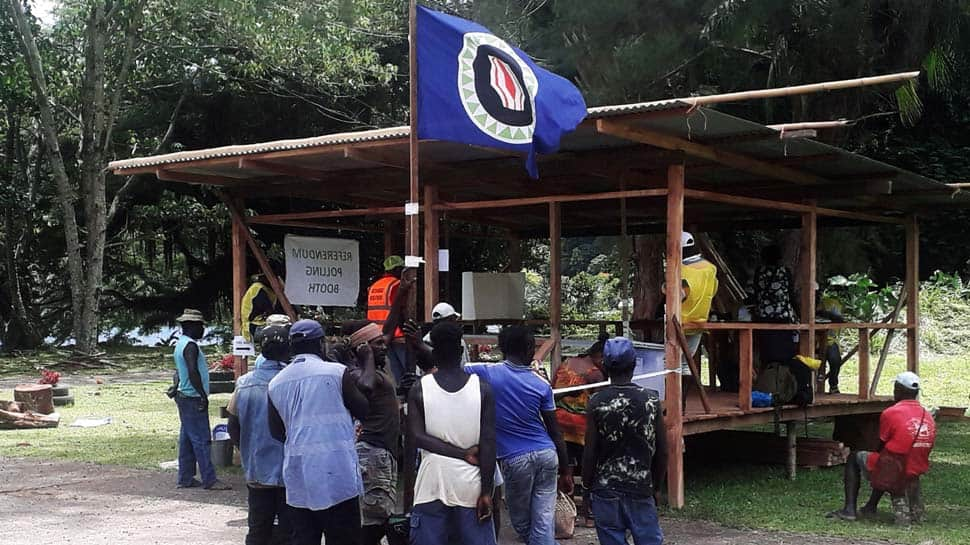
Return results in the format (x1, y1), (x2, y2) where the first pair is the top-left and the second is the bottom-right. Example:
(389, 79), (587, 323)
(466, 326), (572, 545)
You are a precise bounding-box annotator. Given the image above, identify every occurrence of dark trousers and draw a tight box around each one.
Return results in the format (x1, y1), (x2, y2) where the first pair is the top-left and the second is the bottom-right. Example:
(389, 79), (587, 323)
(824, 343), (843, 389)
(289, 496), (362, 545)
(248, 486), (292, 545)
(175, 394), (217, 487)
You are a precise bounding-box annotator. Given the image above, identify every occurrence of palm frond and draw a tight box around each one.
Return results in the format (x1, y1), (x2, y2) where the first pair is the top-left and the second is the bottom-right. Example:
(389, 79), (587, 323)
(895, 79), (923, 127)
(923, 44), (955, 96)
(701, 0), (750, 40)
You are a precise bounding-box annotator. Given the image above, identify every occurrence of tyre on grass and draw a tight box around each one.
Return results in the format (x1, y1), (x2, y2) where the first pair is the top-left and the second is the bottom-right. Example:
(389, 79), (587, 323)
(52, 394), (75, 407)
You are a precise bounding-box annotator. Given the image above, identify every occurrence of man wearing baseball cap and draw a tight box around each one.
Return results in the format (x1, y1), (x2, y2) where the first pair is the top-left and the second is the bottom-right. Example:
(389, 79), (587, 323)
(227, 321), (292, 545)
(414, 302), (470, 369)
(828, 371), (937, 525)
(267, 319), (375, 544)
(583, 337), (666, 545)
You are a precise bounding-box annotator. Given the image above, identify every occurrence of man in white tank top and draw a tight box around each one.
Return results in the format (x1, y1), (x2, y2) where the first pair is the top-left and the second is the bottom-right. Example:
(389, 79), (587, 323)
(406, 322), (497, 545)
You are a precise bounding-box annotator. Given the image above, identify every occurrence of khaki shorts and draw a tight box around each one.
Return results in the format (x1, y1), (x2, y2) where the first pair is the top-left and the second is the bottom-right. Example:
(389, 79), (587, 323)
(357, 441), (398, 526)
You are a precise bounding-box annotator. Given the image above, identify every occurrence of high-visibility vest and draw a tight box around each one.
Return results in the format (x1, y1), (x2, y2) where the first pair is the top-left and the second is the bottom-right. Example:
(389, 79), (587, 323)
(242, 282), (276, 342)
(682, 258), (718, 327)
(367, 275), (401, 336)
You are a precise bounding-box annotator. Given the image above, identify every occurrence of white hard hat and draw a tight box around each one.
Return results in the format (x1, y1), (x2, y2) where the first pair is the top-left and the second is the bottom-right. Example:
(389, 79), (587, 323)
(431, 302), (460, 321)
(681, 231), (695, 248)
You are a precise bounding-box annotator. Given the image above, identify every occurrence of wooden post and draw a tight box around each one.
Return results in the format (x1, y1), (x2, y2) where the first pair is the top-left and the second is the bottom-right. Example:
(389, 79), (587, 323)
(549, 202), (563, 374)
(665, 164), (685, 508)
(738, 328), (753, 411)
(858, 328), (870, 400)
(906, 217), (919, 373)
(786, 420), (797, 480)
(508, 235), (522, 272)
(384, 220), (397, 258)
(800, 209), (817, 359)
(406, 0), (420, 323)
(232, 213), (247, 378)
(424, 184), (440, 321)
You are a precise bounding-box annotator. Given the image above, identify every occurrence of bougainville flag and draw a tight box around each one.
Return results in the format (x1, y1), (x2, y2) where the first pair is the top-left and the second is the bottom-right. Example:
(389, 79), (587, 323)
(416, 5), (588, 178)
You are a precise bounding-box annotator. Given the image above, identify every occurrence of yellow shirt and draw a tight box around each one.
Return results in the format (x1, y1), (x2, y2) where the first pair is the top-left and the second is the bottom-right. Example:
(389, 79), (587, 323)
(682, 258), (718, 328)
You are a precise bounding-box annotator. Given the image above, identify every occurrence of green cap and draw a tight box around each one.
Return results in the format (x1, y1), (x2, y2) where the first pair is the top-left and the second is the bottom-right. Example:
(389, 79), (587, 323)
(384, 255), (405, 271)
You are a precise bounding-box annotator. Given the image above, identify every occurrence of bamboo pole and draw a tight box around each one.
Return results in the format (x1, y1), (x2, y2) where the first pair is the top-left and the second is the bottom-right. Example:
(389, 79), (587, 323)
(767, 120), (851, 131)
(680, 72), (920, 107)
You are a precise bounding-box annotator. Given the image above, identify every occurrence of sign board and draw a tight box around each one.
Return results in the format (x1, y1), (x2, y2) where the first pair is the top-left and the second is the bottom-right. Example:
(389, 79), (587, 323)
(461, 272), (526, 320)
(232, 336), (256, 357)
(284, 235), (360, 306)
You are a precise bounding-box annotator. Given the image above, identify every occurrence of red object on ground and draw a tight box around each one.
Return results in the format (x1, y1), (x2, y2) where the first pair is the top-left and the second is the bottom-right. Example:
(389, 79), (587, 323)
(38, 370), (61, 385)
(218, 354), (235, 370)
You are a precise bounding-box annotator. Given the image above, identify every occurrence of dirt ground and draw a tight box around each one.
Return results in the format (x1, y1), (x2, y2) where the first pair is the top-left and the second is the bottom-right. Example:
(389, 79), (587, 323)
(0, 457), (900, 545)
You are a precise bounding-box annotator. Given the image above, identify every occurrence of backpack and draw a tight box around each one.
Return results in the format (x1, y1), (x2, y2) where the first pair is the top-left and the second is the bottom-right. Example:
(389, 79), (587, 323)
(754, 362), (798, 405)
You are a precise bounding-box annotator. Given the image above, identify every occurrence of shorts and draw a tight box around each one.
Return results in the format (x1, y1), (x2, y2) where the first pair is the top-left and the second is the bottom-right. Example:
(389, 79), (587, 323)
(357, 441), (398, 526)
(855, 451), (872, 482)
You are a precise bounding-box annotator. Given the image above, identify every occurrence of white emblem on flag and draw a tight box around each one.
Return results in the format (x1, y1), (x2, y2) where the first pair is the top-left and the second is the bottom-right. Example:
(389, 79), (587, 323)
(489, 57), (526, 111)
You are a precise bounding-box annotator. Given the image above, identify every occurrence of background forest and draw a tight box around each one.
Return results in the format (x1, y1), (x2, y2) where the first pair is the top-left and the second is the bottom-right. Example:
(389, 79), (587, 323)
(3, 0), (970, 353)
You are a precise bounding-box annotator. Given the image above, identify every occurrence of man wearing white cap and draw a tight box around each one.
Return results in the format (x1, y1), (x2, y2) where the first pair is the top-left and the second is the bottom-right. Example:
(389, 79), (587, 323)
(421, 303), (470, 367)
(672, 232), (718, 410)
(828, 371), (937, 525)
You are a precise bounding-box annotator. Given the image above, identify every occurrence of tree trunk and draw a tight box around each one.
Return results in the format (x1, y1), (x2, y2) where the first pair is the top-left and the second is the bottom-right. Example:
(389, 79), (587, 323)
(632, 234), (665, 341)
(8, 0), (87, 347)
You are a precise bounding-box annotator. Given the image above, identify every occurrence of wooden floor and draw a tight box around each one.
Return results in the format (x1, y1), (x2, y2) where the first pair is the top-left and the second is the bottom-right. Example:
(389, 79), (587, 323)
(681, 388), (893, 435)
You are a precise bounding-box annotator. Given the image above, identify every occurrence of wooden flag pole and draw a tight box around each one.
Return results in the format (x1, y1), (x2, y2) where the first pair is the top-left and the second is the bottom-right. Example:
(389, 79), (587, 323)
(406, 0), (420, 357)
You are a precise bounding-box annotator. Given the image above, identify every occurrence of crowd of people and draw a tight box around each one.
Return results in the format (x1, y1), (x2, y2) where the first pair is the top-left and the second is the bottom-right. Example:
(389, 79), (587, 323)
(164, 243), (939, 545)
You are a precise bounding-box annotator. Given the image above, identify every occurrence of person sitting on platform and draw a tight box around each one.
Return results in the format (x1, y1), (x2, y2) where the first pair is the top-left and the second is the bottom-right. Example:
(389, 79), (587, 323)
(816, 289), (847, 394)
(828, 372), (937, 525)
(583, 337), (666, 545)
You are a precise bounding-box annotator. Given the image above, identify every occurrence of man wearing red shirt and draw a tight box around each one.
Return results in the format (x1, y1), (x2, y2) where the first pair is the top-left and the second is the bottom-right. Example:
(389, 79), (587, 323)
(828, 372), (937, 525)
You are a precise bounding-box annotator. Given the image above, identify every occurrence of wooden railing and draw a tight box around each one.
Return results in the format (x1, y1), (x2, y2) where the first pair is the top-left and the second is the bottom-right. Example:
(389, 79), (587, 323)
(686, 322), (913, 411)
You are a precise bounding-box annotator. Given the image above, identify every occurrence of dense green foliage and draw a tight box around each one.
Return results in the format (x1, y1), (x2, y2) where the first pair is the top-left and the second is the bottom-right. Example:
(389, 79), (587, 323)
(2, 0), (970, 350)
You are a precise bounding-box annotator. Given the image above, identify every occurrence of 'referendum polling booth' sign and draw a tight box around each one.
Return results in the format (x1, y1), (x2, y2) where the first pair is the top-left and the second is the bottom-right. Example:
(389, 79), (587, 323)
(284, 235), (359, 306)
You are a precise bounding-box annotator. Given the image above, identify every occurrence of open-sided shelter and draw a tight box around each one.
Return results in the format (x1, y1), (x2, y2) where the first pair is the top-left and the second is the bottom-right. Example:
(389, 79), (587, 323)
(110, 98), (965, 507)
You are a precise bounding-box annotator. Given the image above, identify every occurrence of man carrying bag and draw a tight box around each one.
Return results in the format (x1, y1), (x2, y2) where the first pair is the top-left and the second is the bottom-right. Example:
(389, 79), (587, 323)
(828, 372), (936, 525)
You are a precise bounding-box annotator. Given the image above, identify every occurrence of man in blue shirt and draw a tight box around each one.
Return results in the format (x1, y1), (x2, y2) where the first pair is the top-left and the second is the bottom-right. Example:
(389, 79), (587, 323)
(172, 308), (230, 491)
(268, 319), (374, 545)
(466, 326), (572, 545)
(228, 322), (292, 545)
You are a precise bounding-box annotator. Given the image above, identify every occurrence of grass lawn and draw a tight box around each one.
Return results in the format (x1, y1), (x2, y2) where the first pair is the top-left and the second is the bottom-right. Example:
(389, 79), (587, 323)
(1, 351), (968, 544)
(0, 381), (237, 472)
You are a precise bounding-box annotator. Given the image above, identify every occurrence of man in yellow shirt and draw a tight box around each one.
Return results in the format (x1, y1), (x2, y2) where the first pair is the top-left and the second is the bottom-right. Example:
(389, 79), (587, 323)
(673, 232), (718, 410)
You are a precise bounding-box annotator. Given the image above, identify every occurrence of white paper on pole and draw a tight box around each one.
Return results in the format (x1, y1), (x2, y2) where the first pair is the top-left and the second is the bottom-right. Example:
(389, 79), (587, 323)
(284, 235), (360, 306)
(404, 202), (420, 216)
(438, 249), (450, 272)
(404, 255), (425, 268)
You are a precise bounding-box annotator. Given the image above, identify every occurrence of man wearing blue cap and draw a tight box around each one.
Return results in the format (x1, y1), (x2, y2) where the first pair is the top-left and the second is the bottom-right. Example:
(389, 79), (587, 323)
(583, 337), (667, 545)
(268, 319), (375, 545)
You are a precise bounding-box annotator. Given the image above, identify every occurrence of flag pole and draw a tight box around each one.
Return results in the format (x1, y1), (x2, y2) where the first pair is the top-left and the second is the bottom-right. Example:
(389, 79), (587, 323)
(406, 0), (420, 335)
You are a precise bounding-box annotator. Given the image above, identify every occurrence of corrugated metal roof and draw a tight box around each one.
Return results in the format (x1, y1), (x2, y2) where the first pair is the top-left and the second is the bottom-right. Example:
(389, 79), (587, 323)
(108, 100), (691, 172)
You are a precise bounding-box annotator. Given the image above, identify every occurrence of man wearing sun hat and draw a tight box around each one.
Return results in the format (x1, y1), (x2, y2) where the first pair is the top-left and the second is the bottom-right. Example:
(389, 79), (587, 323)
(828, 371), (937, 525)
(172, 308), (231, 491)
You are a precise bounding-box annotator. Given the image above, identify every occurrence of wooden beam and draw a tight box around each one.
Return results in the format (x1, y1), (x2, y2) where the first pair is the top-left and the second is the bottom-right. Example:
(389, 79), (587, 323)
(549, 202), (563, 373)
(672, 318), (712, 413)
(232, 208), (247, 378)
(238, 158), (330, 181)
(683, 188), (906, 224)
(665, 163), (685, 509)
(739, 329), (753, 412)
(249, 206), (405, 223)
(156, 168), (243, 186)
(222, 196), (298, 322)
(800, 209), (817, 367)
(858, 328), (871, 400)
(344, 146), (409, 170)
(424, 184), (440, 321)
(436, 188), (668, 211)
(906, 217), (920, 373)
(597, 119), (829, 186)
(679, 71), (920, 107)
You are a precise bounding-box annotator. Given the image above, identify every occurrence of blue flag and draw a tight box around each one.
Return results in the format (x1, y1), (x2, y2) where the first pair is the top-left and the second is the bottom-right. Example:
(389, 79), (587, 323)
(416, 5), (588, 178)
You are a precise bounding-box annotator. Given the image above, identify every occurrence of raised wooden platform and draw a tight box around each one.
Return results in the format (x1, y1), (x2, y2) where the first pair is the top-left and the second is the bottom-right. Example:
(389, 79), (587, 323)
(681, 389), (892, 435)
